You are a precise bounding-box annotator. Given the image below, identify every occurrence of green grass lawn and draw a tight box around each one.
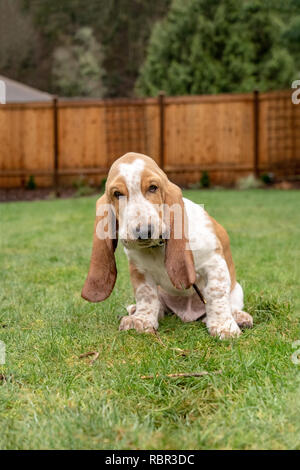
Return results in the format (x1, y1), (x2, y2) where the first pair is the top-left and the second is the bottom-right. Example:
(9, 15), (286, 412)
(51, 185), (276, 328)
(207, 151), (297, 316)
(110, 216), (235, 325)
(0, 189), (299, 450)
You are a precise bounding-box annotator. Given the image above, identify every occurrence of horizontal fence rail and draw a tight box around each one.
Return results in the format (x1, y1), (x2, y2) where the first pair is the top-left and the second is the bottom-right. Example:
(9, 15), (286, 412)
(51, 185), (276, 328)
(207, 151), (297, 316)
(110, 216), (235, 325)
(0, 90), (299, 188)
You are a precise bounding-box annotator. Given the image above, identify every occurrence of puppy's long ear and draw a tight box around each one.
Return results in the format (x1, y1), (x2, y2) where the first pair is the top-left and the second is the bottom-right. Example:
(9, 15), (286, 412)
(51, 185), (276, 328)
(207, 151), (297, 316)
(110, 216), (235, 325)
(164, 182), (196, 290)
(81, 194), (118, 302)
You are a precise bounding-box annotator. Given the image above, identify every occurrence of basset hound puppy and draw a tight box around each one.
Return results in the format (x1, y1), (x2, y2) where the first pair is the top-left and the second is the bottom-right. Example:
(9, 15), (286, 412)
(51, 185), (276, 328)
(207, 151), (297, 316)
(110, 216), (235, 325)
(82, 152), (253, 339)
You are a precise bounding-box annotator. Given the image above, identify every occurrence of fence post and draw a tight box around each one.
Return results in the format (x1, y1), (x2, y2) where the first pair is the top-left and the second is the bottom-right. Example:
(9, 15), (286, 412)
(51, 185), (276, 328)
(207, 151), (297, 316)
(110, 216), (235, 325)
(158, 91), (165, 170)
(291, 92), (297, 175)
(53, 96), (60, 197)
(253, 89), (260, 178)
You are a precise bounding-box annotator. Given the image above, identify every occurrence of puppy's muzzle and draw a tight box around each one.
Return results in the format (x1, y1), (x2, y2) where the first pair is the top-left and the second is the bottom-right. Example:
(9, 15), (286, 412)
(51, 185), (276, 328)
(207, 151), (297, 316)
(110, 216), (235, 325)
(122, 224), (163, 249)
(131, 224), (163, 240)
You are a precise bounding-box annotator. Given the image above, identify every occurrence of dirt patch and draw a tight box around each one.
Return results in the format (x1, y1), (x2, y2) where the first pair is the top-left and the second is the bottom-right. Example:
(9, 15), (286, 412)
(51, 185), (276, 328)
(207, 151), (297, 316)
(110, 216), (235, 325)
(272, 181), (300, 190)
(0, 187), (99, 203)
(0, 180), (299, 203)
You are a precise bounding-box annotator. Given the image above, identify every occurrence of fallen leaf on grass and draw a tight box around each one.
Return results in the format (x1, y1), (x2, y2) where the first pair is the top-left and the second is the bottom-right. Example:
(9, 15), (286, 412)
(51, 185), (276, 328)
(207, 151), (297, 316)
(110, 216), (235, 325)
(0, 374), (7, 384)
(140, 370), (222, 379)
(0, 374), (23, 387)
(151, 331), (192, 356)
(79, 351), (100, 365)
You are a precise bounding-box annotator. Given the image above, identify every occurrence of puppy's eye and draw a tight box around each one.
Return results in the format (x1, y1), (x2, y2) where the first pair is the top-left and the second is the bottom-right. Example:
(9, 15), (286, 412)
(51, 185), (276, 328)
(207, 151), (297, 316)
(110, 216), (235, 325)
(148, 185), (158, 193)
(114, 191), (123, 199)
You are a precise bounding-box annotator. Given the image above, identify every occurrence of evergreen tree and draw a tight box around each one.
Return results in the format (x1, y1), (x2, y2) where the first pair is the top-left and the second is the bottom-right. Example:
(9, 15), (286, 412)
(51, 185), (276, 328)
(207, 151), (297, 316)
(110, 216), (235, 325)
(136, 0), (299, 96)
(52, 27), (106, 97)
(23, 0), (170, 97)
(0, 0), (43, 89)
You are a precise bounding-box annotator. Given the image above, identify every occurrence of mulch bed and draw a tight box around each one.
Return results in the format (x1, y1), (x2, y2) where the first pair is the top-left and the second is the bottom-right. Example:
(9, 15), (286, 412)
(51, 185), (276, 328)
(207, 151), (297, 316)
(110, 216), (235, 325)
(0, 181), (299, 203)
(0, 187), (98, 202)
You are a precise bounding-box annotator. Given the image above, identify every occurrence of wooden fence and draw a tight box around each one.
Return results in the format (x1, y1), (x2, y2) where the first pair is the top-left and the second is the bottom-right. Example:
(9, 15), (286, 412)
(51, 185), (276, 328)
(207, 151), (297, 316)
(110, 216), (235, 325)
(0, 89), (299, 188)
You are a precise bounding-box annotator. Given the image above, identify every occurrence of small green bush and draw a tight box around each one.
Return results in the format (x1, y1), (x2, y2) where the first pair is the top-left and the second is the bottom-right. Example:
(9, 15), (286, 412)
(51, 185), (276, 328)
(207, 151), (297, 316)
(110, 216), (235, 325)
(200, 171), (210, 188)
(72, 175), (95, 197)
(236, 174), (263, 190)
(261, 172), (275, 185)
(25, 175), (36, 190)
(99, 177), (107, 192)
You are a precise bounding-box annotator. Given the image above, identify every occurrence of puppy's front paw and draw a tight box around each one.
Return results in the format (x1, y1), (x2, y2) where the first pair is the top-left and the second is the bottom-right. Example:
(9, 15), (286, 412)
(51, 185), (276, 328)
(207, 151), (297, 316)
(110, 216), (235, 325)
(119, 314), (158, 333)
(207, 317), (241, 339)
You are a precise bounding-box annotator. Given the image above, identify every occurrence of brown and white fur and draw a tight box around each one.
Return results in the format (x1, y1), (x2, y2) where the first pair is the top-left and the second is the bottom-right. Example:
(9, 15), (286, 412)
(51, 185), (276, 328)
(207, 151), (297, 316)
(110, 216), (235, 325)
(82, 153), (253, 339)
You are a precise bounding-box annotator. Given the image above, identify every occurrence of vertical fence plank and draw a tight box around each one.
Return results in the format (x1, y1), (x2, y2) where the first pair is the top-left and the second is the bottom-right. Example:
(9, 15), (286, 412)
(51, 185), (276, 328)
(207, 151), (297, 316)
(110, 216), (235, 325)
(53, 97), (60, 196)
(158, 91), (165, 170)
(253, 90), (260, 178)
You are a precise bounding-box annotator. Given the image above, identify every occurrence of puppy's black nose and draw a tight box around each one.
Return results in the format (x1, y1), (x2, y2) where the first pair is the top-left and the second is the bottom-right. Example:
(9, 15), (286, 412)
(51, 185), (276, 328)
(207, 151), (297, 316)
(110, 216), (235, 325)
(136, 224), (153, 240)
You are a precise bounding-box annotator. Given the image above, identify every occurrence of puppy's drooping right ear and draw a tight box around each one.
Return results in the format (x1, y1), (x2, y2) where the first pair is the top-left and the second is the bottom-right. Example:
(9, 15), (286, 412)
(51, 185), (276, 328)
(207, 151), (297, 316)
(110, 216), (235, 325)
(81, 194), (118, 302)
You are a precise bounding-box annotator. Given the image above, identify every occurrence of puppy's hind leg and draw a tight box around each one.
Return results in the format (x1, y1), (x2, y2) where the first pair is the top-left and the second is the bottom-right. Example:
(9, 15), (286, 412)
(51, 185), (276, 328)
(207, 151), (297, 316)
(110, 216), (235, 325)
(230, 282), (253, 329)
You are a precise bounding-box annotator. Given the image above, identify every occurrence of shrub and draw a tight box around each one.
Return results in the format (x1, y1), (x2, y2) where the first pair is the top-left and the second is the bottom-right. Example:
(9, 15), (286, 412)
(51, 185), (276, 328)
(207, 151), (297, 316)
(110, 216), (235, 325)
(136, 0), (298, 96)
(200, 170), (210, 188)
(72, 176), (95, 197)
(99, 177), (107, 192)
(261, 172), (275, 185)
(25, 175), (36, 190)
(52, 27), (106, 97)
(236, 174), (263, 189)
